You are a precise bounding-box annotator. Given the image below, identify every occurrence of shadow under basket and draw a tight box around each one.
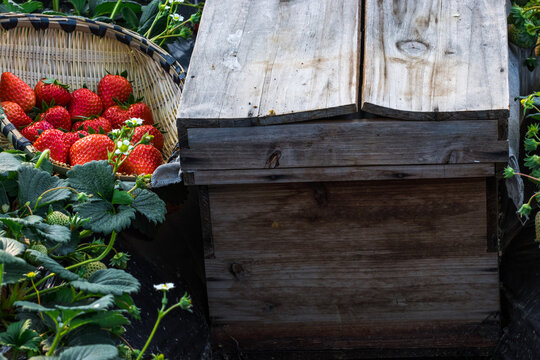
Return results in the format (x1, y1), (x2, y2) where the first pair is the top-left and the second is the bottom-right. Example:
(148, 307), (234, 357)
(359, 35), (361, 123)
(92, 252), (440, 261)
(0, 14), (185, 180)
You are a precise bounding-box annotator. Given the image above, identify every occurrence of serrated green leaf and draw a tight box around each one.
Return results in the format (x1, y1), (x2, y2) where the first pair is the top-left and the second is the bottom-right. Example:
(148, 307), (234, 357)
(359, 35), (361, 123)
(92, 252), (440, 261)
(25, 250), (80, 281)
(111, 189), (133, 205)
(0, 184), (9, 208)
(18, 166), (70, 209)
(0, 218), (24, 238)
(24, 221), (71, 245)
(71, 269), (140, 295)
(74, 200), (135, 234)
(67, 161), (115, 201)
(0, 236), (25, 256)
(56, 294), (115, 311)
(0, 250), (35, 284)
(131, 188), (166, 224)
(0, 152), (23, 176)
(64, 325), (115, 347)
(14, 301), (55, 313)
(70, 310), (130, 330)
(69, 0), (86, 15)
(57, 344), (118, 360)
(0, 319), (41, 352)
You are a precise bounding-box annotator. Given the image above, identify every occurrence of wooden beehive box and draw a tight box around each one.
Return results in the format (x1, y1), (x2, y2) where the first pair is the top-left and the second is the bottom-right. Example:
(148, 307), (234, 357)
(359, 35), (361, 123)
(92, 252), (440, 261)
(177, 0), (509, 357)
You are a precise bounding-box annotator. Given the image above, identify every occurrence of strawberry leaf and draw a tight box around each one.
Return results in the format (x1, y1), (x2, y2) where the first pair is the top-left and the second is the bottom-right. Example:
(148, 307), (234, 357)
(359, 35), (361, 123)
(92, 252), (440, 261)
(130, 188), (166, 224)
(0, 237), (25, 256)
(0, 250), (35, 284)
(111, 189), (133, 205)
(25, 249), (80, 281)
(55, 344), (118, 360)
(74, 200), (135, 234)
(0, 319), (41, 353)
(67, 161), (115, 202)
(18, 165), (70, 208)
(71, 269), (140, 295)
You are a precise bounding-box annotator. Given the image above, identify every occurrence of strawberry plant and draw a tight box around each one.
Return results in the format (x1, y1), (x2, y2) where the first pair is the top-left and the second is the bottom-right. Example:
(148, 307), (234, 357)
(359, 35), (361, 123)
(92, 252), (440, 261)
(0, 149), (192, 359)
(508, 1), (540, 70)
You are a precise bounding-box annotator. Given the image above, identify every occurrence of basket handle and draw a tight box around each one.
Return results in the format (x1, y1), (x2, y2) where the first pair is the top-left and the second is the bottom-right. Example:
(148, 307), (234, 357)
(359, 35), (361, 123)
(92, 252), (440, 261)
(0, 106), (35, 155)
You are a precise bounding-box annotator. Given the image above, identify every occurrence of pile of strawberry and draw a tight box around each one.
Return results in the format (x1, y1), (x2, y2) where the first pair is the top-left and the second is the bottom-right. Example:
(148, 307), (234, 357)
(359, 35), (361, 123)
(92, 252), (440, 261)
(0, 71), (164, 175)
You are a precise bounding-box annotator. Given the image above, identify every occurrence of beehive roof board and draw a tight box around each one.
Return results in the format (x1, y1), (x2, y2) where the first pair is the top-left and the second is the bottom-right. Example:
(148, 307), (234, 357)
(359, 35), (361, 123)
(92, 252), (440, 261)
(362, 0), (509, 120)
(177, 0), (361, 126)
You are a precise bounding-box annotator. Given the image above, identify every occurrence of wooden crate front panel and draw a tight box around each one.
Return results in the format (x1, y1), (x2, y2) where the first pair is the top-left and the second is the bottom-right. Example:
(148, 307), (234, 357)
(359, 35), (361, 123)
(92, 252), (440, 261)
(181, 119), (507, 172)
(177, 0), (360, 126)
(362, 0), (509, 120)
(205, 178), (499, 350)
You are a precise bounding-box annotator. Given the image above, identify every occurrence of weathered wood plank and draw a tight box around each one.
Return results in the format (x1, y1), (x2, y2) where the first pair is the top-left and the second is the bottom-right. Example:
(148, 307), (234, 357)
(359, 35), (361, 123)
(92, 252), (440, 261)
(362, 0), (509, 120)
(177, 0), (361, 125)
(183, 164), (494, 185)
(180, 119), (508, 170)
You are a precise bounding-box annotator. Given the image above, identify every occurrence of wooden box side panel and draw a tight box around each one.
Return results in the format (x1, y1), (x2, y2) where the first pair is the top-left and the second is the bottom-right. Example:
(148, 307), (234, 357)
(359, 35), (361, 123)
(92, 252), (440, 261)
(205, 178), (499, 351)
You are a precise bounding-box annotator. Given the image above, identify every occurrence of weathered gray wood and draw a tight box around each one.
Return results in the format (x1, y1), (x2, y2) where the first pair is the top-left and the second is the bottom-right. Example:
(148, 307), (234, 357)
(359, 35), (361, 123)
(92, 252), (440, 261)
(204, 178), (499, 350)
(180, 119), (508, 170)
(177, 0), (361, 126)
(183, 164), (494, 185)
(362, 0), (509, 120)
(197, 186), (214, 259)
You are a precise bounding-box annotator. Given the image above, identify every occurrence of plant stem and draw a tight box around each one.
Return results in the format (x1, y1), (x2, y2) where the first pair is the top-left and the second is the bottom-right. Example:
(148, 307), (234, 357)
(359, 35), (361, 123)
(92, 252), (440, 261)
(35, 149), (50, 169)
(47, 328), (64, 356)
(52, 0), (59, 12)
(110, 0), (123, 19)
(66, 231), (117, 270)
(22, 284), (65, 300)
(0, 263), (3, 289)
(12, 348), (18, 360)
(515, 172), (540, 182)
(136, 312), (164, 360)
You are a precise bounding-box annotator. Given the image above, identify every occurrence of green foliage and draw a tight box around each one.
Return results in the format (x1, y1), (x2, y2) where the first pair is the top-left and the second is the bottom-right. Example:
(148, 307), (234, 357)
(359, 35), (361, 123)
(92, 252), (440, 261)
(0, 149), (176, 357)
(0, 0), (203, 51)
(0, 319), (41, 353)
(508, 1), (540, 70)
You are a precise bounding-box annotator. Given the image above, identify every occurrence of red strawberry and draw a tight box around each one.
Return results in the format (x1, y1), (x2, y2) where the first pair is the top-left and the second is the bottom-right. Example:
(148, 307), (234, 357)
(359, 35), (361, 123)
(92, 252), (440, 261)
(0, 72), (36, 111)
(123, 144), (162, 175)
(20, 120), (53, 142)
(131, 125), (163, 151)
(68, 88), (103, 119)
(1, 101), (32, 129)
(34, 129), (68, 164)
(72, 117), (112, 134)
(70, 134), (115, 166)
(102, 105), (130, 129)
(97, 74), (133, 109)
(39, 106), (71, 130)
(64, 130), (89, 149)
(127, 103), (153, 125)
(34, 78), (71, 107)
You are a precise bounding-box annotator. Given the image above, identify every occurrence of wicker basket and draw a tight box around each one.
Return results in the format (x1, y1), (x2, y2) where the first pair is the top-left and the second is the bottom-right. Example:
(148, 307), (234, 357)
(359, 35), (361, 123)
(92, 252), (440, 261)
(0, 13), (185, 177)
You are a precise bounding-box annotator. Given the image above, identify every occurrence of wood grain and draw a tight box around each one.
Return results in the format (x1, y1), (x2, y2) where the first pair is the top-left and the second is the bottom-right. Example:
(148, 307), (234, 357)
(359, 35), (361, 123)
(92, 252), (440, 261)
(183, 164), (494, 185)
(204, 178), (500, 350)
(362, 0), (509, 120)
(177, 0), (361, 125)
(180, 119), (508, 170)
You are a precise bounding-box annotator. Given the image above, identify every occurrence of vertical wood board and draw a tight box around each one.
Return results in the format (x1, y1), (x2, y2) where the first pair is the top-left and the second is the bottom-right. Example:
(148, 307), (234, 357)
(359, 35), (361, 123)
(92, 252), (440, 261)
(177, 0), (361, 125)
(362, 0), (509, 120)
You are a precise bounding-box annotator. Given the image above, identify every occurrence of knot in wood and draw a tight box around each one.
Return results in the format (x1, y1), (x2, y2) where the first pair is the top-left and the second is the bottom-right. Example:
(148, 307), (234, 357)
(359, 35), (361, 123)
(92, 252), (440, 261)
(230, 262), (245, 279)
(265, 150), (282, 169)
(396, 40), (429, 57)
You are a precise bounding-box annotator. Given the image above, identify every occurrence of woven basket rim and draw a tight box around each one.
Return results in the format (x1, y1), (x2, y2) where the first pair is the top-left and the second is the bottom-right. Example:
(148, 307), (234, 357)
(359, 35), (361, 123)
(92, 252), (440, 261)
(0, 13), (186, 83)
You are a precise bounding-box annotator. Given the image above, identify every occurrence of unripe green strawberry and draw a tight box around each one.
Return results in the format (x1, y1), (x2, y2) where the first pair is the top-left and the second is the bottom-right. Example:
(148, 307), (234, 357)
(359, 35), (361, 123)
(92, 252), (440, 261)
(26, 244), (48, 264)
(508, 24), (537, 48)
(46, 211), (70, 226)
(82, 261), (107, 279)
(535, 211), (540, 243)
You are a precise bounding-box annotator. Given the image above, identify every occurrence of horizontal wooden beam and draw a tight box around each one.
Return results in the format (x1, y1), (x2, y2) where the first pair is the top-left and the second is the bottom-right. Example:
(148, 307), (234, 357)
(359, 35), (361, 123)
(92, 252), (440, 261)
(183, 164), (494, 185)
(180, 119), (508, 171)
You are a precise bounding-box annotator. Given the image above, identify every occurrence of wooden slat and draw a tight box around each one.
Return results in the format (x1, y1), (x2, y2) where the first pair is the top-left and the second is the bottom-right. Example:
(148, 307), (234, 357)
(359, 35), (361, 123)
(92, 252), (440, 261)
(362, 0), (509, 120)
(183, 164), (494, 185)
(204, 178), (500, 350)
(177, 0), (361, 126)
(180, 119), (508, 170)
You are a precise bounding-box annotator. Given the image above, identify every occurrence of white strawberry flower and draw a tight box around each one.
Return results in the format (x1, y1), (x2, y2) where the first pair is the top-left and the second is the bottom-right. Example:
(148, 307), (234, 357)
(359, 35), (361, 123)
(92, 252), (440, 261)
(125, 117), (144, 127)
(115, 149), (121, 155)
(170, 14), (184, 22)
(117, 141), (123, 148)
(154, 283), (175, 291)
(122, 139), (130, 146)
